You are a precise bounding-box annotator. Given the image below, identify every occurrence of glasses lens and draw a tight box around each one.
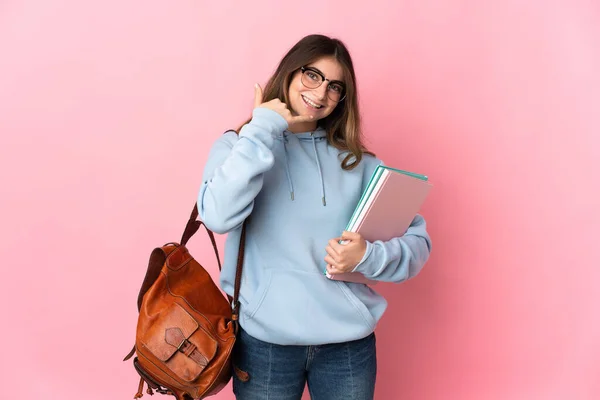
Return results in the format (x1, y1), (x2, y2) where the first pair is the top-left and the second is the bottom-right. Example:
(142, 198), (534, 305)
(327, 83), (345, 102)
(301, 69), (322, 89)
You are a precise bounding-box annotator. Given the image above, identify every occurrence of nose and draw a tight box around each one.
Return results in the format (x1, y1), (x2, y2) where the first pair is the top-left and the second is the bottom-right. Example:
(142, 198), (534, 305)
(313, 84), (328, 101)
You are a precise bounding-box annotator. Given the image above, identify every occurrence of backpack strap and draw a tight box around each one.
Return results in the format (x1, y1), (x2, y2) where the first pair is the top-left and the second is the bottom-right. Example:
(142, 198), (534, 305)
(232, 220), (246, 323)
(180, 204), (222, 270)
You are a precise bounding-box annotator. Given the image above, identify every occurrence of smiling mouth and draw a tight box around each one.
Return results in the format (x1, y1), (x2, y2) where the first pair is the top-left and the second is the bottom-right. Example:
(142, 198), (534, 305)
(302, 95), (323, 109)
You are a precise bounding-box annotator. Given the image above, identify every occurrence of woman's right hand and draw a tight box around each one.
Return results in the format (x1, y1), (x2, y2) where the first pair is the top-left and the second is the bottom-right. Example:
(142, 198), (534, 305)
(254, 83), (313, 126)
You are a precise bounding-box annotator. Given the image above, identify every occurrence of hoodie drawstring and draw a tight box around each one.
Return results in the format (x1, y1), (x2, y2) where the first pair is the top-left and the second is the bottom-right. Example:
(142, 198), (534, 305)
(311, 134), (326, 206)
(282, 136), (295, 201)
(281, 130), (326, 206)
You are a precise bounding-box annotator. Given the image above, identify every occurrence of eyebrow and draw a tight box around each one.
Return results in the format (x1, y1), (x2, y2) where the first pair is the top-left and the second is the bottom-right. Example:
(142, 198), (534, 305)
(307, 66), (345, 86)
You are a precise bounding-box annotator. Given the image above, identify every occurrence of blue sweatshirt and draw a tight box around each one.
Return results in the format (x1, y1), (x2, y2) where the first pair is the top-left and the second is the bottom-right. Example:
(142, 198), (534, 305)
(198, 107), (431, 345)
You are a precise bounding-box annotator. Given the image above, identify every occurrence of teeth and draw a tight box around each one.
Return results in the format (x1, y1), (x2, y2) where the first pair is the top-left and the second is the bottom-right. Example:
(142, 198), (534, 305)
(303, 95), (322, 109)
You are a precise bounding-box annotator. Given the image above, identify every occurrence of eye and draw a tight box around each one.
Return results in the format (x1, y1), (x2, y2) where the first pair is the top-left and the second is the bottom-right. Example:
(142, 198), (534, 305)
(306, 71), (320, 81)
(329, 83), (344, 93)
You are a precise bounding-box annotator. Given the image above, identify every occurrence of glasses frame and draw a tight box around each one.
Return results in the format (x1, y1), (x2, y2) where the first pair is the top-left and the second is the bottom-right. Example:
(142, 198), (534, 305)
(300, 66), (347, 103)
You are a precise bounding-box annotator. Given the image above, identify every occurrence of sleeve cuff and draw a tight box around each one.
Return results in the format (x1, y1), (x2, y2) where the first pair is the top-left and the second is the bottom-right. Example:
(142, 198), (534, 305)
(249, 107), (289, 133)
(352, 241), (374, 274)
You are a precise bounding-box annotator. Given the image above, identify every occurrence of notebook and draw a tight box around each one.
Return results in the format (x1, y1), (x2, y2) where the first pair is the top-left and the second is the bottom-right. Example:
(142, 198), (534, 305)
(325, 165), (432, 284)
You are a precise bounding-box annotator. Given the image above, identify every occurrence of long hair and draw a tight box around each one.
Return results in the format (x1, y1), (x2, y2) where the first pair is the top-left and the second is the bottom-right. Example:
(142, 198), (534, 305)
(237, 34), (374, 170)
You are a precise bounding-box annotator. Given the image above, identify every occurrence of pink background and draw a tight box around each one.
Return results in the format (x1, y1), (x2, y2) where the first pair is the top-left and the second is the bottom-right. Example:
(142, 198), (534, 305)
(1, 1), (598, 399)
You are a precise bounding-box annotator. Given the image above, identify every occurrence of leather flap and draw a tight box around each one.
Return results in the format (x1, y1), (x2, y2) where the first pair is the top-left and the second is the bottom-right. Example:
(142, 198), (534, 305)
(166, 246), (192, 271)
(143, 303), (200, 361)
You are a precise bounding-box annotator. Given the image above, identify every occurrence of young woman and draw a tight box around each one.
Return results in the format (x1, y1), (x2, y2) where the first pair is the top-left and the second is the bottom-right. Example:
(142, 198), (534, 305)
(198, 34), (431, 400)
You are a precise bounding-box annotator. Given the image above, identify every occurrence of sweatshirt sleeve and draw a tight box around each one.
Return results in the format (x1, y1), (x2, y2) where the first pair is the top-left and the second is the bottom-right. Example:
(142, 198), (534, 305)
(197, 107), (288, 234)
(351, 214), (432, 283)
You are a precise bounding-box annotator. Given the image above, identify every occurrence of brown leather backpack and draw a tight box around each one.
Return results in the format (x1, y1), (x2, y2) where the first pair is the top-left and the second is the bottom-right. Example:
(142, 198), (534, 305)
(123, 205), (247, 399)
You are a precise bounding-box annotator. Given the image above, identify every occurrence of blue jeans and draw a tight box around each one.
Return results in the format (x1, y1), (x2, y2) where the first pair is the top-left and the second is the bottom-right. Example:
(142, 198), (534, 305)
(232, 328), (377, 400)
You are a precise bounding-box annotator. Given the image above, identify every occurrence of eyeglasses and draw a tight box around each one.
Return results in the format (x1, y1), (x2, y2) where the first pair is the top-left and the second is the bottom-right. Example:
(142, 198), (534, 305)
(300, 66), (346, 102)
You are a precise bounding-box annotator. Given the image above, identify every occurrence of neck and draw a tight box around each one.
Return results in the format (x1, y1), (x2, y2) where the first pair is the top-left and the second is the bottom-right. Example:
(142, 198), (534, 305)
(288, 121), (318, 134)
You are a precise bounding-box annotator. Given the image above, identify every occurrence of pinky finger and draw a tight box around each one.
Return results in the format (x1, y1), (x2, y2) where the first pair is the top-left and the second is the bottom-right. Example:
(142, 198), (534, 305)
(326, 263), (340, 275)
(325, 263), (335, 274)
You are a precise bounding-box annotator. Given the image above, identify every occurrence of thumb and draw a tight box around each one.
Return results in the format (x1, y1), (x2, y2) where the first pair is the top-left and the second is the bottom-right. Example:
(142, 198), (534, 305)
(341, 231), (359, 241)
(254, 83), (263, 108)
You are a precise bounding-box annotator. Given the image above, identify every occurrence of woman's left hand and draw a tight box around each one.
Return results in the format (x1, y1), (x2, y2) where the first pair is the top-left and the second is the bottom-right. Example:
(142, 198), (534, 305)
(324, 231), (367, 274)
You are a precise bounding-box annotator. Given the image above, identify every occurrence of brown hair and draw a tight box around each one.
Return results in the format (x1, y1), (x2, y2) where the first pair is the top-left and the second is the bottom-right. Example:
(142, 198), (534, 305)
(237, 34), (374, 170)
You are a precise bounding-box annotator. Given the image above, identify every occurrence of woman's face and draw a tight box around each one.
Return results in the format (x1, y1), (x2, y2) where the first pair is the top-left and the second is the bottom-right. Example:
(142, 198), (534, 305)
(287, 56), (345, 130)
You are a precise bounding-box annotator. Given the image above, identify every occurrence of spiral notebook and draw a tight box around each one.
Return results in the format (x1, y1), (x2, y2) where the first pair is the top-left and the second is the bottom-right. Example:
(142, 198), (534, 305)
(325, 165), (432, 284)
